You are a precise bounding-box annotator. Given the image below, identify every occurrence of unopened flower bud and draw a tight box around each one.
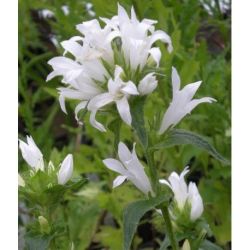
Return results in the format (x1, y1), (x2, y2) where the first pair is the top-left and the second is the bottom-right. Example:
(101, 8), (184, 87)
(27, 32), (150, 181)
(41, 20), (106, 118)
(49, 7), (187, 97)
(182, 239), (191, 250)
(57, 154), (73, 185)
(38, 216), (50, 234)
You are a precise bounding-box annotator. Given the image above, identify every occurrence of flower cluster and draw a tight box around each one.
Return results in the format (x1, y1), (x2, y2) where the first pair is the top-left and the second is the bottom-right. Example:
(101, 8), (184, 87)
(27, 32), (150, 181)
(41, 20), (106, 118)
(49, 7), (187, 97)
(160, 167), (204, 221)
(19, 136), (73, 185)
(47, 4), (172, 131)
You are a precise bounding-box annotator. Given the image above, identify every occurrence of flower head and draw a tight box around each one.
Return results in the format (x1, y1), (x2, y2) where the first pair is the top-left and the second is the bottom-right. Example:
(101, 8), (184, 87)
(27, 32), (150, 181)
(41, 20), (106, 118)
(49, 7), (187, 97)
(160, 167), (204, 221)
(103, 142), (153, 195)
(47, 4), (172, 131)
(19, 136), (44, 171)
(159, 67), (216, 134)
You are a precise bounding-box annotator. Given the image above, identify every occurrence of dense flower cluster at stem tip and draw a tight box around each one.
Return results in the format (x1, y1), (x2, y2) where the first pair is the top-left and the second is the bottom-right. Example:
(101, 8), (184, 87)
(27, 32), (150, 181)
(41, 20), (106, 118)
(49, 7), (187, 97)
(19, 3), (217, 235)
(19, 136), (74, 185)
(46, 3), (173, 132)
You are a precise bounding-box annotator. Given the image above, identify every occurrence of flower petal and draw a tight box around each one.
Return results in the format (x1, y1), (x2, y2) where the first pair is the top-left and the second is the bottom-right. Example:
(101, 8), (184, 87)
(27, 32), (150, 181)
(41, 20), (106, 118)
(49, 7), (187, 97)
(150, 30), (173, 53)
(116, 96), (132, 125)
(113, 175), (127, 188)
(171, 67), (181, 94)
(138, 73), (157, 95)
(149, 47), (161, 67)
(121, 81), (139, 95)
(103, 158), (127, 175)
(186, 97), (216, 113)
(118, 142), (132, 163)
(74, 101), (88, 123)
(87, 93), (114, 111)
(188, 182), (204, 221)
(89, 109), (106, 132)
(61, 40), (83, 59)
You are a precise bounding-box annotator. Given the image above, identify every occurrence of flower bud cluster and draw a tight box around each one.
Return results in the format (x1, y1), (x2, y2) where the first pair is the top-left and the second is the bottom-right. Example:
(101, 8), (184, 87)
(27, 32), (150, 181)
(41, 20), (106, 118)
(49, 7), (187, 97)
(19, 136), (73, 185)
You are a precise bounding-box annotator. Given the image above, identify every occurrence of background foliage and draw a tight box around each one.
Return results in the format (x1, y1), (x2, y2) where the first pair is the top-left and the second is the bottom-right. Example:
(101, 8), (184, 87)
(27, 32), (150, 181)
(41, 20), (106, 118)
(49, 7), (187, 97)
(18, 0), (231, 249)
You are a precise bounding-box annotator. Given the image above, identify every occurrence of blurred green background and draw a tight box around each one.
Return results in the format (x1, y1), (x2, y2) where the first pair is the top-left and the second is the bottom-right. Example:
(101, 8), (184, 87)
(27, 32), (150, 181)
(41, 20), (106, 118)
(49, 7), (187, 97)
(18, 0), (231, 249)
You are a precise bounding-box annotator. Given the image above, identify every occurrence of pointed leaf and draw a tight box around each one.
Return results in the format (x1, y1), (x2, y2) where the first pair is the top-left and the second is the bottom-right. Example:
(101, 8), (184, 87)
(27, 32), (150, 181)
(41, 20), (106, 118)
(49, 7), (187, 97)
(123, 195), (167, 250)
(152, 129), (230, 165)
(199, 240), (223, 250)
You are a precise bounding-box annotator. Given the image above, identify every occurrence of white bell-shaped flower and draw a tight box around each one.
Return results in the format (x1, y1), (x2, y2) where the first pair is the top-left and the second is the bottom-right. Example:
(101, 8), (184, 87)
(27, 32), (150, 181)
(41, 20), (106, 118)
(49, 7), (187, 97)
(103, 142), (153, 195)
(160, 167), (204, 221)
(87, 65), (139, 131)
(19, 136), (44, 171)
(159, 67), (216, 134)
(57, 154), (74, 185)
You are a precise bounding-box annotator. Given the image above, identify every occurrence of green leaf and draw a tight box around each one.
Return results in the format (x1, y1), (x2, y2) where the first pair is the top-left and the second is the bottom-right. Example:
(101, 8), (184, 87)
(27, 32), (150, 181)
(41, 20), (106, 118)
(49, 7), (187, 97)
(25, 232), (53, 250)
(68, 200), (100, 250)
(152, 129), (230, 165)
(199, 240), (223, 250)
(131, 97), (148, 149)
(123, 195), (167, 250)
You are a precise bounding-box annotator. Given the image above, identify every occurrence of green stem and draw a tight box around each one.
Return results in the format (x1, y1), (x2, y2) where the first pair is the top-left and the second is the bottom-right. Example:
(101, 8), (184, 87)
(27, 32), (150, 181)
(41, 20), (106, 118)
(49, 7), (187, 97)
(144, 150), (178, 250)
(160, 204), (179, 250)
(145, 149), (158, 194)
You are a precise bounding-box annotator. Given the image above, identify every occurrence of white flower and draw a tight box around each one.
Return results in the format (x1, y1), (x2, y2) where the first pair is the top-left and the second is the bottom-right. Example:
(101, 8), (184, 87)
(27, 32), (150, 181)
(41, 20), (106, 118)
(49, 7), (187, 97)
(138, 72), (158, 95)
(76, 19), (114, 63)
(103, 142), (153, 195)
(87, 65), (139, 132)
(101, 4), (173, 70)
(160, 167), (204, 221)
(19, 136), (44, 171)
(57, 154), (73, 185)
(159, 67), (216, 134)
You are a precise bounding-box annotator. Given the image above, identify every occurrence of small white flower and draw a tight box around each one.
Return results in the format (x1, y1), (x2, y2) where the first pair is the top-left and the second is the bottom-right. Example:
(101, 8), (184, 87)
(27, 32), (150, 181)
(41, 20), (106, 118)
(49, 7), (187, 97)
(159, 67), (216, 134)
(57, 154), (74, 185)
(160, 167), (204, 221)
(19, 136), (44, 171)
(101, 4), (173, 70)
(87, 65), (139, 131)
(103, 142), (153, 195)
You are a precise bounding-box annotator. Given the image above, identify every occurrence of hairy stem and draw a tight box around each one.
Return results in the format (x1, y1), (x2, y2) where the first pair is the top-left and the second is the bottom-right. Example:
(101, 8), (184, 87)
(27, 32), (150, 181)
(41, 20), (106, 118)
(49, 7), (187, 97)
(144, 149), (178, 249)
(160, 204), (179, 250)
